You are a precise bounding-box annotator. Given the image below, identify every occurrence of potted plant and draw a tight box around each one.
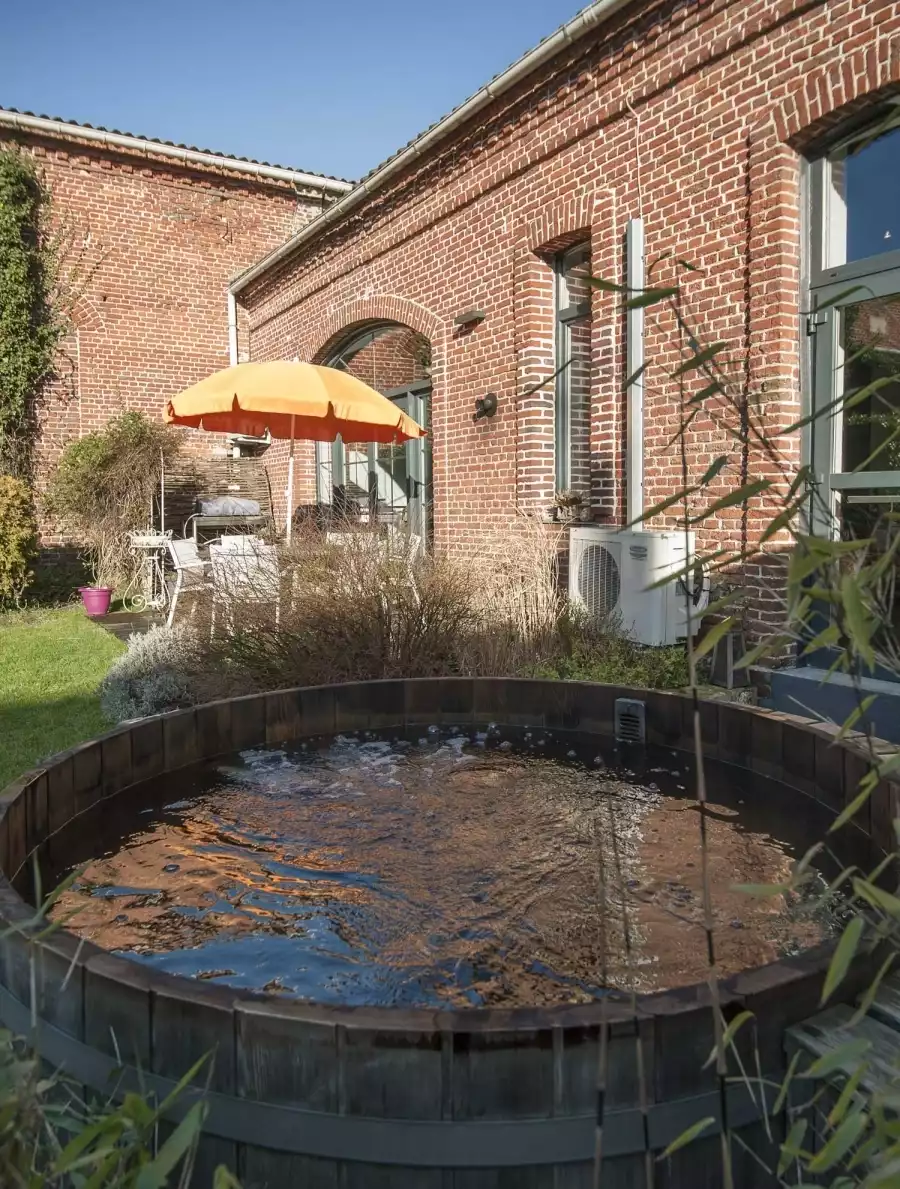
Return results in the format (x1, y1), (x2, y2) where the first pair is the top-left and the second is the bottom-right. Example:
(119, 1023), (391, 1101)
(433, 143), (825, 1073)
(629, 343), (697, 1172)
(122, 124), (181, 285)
(45, 411), (181, 616)
(76, 531), (119, 616)
(550, 490), (585, 525)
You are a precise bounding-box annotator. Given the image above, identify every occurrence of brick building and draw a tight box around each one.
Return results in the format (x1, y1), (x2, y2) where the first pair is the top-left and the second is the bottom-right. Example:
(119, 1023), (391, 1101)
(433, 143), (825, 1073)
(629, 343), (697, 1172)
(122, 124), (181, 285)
(228, 0), (900, 725)
(0, 107), (352, 531)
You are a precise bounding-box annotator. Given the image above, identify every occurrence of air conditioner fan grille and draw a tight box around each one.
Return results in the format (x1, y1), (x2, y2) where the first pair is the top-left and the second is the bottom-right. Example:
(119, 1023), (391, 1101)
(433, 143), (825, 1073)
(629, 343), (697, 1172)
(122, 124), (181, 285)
(577, 543), (621, 619)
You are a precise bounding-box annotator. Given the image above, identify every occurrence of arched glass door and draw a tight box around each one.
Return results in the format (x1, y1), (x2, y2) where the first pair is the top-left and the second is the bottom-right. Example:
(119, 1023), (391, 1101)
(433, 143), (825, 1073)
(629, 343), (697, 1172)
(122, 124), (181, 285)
(316, 323), (433, 547)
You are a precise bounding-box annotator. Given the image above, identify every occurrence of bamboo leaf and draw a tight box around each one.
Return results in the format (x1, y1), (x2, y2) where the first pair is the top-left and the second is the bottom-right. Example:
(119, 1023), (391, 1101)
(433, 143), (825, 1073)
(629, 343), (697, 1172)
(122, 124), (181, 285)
(638, 548), (735, 593)
(625, 286), (678, 308)
(836, 695), (878, 739)
(841, 573), (875, 668)
(586, 275), (624, 293)
(690, 590), (742, 621)
(690, 479), (771, 523)
(807, 1109), (868, 1172)
(800, 623), (842, 656)
(843, 373), (899, 412)
(829, 784), (874, 835)
(846, 1135), (883, 1172)
(703, 1009), (754, 1069)
(733, 636), (790, 670)
(136, 1101), (208, 1189)
(828, 1060), (869, 1128)
(849, 953), (896, 1027)
(672, 342), (727, 376)
(774, 1051), (802, 1115)
(778, 373), (892, 434)
(82, 1149), (123, 1189)
(795, 841), (824, 880)
(54, 1118), (113, 1172)
(777, 1117), (808, 1176)
(656, 1116), (716, 1160)
(154, 1051), (210, 1120)
(879, 750), (900, 779)
(758, 505), (801, 545)
(788, 464), (815, 499)
(853, 877), (900, 919)
(806, 1038), (871, 1079)
(821, 916), (865, 1005)
(627, 485), (700, 526)
(693, 617), (735, 662)
(214, 1167), (244, 1189)
(811, 286), (864, 312)
(788, 546), (828, 588)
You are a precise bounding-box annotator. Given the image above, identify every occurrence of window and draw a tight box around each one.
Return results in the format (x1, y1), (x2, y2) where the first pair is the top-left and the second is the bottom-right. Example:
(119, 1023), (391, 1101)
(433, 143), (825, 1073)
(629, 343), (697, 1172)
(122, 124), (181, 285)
(314, 323), (432, 542)
(554, 244), (592, 494)
(315, 440), (333, 504)
(807, 116), (900, 644)
(808, 119), (900, 534)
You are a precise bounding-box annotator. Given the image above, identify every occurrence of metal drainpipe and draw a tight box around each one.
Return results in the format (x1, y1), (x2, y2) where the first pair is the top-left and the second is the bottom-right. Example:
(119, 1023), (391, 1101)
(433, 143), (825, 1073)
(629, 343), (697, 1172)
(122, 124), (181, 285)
(625, 217), (644, 529)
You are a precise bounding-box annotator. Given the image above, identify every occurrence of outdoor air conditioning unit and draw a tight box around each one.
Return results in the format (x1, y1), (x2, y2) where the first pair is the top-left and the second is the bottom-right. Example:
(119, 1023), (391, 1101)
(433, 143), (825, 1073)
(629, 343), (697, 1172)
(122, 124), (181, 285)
(568, 527), (708, 646)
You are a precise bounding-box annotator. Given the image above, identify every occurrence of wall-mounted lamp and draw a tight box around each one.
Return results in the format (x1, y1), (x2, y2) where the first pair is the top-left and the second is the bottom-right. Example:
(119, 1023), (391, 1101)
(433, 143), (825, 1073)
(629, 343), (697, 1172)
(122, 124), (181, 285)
(473, 392), (498, 422)
(454, 308), (486, 327)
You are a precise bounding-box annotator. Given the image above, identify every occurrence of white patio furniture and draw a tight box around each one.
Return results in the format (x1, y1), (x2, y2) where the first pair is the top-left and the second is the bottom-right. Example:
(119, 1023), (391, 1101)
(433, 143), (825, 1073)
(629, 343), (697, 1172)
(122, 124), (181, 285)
(166, 537), (212, 628)
(209, 540), (280, 633)
(214, 534), (261, 551)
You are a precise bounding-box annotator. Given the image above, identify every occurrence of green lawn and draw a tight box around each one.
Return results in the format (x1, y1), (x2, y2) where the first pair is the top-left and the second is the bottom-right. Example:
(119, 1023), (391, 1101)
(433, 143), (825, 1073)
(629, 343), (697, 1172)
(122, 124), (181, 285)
(0, 607), (124, 789)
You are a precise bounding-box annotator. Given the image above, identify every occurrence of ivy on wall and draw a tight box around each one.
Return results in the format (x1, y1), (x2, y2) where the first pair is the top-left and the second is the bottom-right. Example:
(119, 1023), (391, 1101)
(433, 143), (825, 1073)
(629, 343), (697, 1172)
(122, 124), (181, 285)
(0, 148), (66, 480)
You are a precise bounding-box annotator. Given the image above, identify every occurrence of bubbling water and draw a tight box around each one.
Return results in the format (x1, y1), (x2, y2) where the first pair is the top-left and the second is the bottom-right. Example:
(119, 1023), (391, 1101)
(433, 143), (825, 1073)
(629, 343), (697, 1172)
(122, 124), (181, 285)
(49, 729), (839, 1007)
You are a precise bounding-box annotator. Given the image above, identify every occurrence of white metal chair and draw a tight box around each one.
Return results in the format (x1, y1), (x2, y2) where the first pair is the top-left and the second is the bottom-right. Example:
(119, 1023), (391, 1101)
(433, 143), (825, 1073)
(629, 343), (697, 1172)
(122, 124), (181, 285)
(166, 537), (212, 627)
(209, 540), (280, 633)
(214, 534), (261, 551)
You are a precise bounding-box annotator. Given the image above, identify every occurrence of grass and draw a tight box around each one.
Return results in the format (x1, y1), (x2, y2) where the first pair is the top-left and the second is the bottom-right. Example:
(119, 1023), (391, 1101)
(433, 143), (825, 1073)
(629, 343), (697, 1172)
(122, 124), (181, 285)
(0, 606), (124, 789)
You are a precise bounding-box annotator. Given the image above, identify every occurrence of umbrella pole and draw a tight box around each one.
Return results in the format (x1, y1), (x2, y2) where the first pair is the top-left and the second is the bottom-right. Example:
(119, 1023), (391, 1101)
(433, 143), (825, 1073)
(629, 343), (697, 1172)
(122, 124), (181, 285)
(286, 415), (295, 543)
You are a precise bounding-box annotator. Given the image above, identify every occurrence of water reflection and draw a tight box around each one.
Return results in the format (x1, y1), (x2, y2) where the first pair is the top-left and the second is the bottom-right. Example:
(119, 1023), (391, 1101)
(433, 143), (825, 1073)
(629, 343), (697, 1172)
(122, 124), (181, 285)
(50, 732), (838, 1007)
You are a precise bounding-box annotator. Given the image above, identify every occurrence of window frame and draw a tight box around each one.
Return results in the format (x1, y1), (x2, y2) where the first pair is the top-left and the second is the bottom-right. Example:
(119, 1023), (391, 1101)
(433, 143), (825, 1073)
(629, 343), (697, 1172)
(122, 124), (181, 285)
(553, 243), (591, 493)
(806, 139), (900, 538)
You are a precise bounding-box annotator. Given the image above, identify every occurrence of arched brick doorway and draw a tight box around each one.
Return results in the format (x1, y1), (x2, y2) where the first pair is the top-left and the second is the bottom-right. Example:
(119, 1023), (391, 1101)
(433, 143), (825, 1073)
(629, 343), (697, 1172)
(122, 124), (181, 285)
(316, 320), (433, 546)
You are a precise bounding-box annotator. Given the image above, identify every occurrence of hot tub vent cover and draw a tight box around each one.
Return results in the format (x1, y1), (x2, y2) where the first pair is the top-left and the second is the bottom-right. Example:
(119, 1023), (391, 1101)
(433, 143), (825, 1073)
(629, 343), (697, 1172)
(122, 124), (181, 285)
(615, 698), (646, 743)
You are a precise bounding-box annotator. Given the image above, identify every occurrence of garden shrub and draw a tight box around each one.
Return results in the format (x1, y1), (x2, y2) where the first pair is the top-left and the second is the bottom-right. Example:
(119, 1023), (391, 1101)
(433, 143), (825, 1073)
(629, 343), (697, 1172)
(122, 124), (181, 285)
(103, 522), (689, 723)
(0, 1020), (232, 1186)
(45, 410), (182, 590)
(530, 609), (690, 689)
(183, 525), (689, 701)
(0, 474), (37, 606)
(101, 623), (201, 722)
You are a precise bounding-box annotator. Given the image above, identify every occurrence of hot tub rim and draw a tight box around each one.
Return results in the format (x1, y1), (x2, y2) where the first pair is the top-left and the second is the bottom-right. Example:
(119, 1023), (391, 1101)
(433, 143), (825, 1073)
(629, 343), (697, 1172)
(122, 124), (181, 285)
(0, 677), (893, 1036)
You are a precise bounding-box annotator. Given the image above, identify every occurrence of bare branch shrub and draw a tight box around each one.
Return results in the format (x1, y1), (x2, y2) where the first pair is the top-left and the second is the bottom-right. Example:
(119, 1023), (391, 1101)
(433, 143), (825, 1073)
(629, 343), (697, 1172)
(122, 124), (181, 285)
(172, 515), (686, 701)
(45, 411), (182, 589)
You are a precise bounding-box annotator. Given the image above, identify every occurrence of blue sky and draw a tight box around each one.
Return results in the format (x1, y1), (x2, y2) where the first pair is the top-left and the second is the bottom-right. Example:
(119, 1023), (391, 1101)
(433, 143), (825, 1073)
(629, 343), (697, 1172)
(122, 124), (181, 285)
(2, 0), (585, 181)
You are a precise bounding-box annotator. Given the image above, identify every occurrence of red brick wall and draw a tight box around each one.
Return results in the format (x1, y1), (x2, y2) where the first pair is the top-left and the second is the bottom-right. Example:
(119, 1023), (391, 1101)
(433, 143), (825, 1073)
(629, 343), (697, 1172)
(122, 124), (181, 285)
(239, 0), (900, 637)
(0, 128), (327, 540)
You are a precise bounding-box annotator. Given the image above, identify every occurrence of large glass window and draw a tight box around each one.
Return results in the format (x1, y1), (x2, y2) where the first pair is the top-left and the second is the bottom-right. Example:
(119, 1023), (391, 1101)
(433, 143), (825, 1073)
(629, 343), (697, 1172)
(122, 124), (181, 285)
(818, 124), (900, 270)
(554, 244), (592, 494)
(808, 117), (900, 529)
(807, 114), (900, 656)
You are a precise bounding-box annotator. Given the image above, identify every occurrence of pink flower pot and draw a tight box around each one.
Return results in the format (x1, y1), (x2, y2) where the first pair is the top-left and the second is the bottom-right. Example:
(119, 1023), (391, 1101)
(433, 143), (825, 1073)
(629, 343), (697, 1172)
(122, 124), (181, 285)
(79, 587), (113, 617)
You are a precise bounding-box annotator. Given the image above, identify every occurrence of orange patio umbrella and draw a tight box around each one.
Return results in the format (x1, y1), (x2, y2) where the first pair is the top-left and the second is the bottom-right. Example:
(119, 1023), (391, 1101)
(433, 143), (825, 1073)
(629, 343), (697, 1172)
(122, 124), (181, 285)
(165, 360), (426, 541)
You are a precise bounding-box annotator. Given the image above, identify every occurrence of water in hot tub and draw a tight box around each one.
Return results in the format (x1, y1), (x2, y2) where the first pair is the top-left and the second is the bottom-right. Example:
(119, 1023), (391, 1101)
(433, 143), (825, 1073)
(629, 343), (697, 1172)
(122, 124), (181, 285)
(48, 728), (841, 1007)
